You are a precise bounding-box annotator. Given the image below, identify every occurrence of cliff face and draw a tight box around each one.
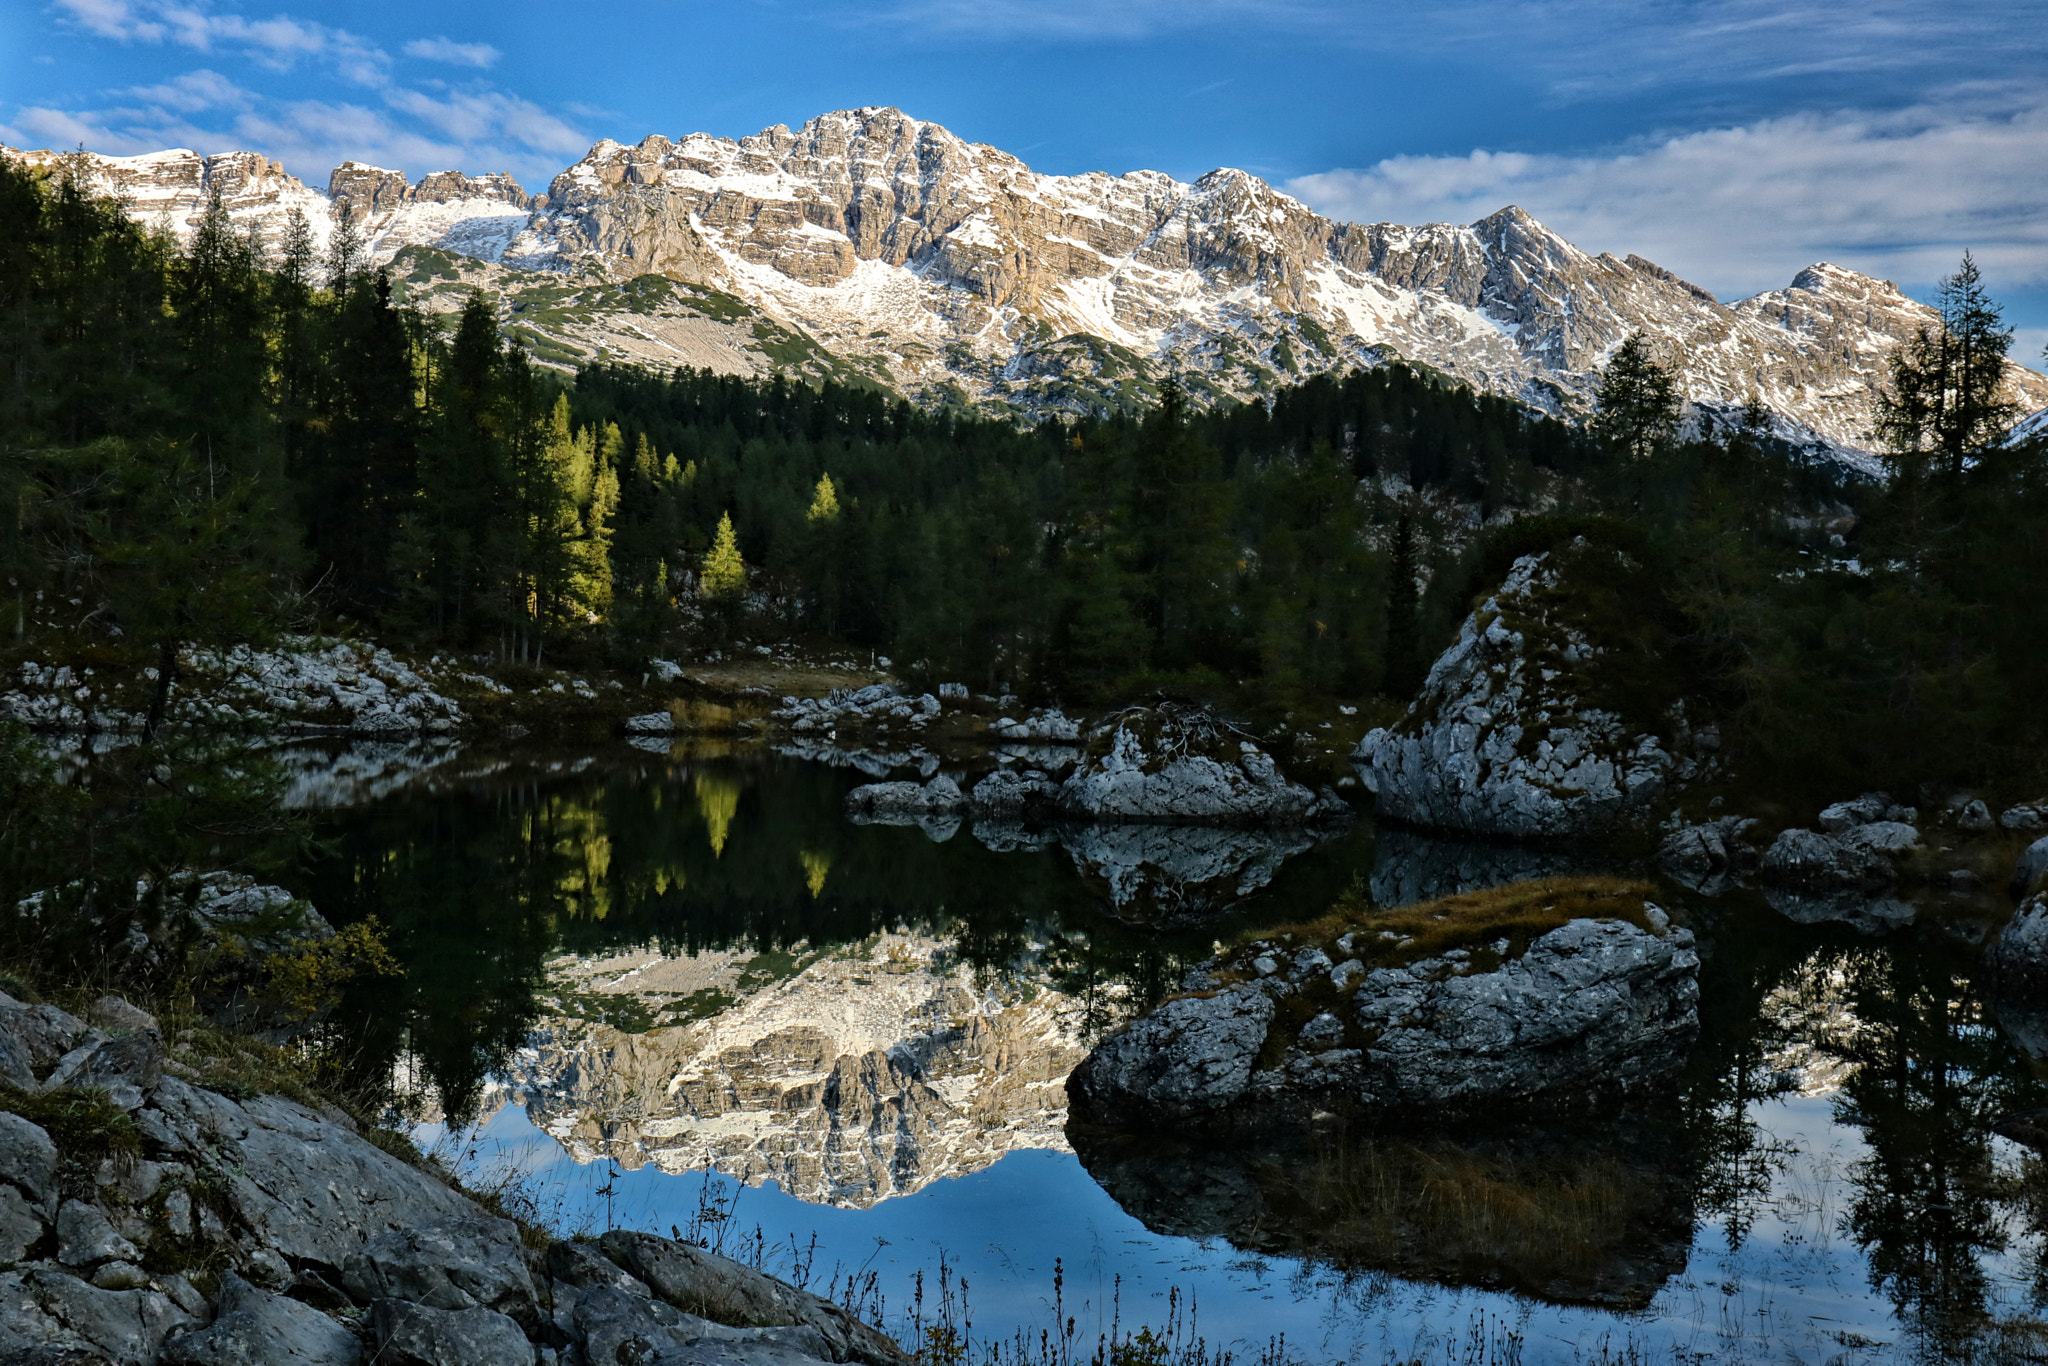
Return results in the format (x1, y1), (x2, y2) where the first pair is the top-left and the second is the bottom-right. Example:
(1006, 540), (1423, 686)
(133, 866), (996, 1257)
(11, 107), (2047, 460)
(494, 933), (1085, 1209)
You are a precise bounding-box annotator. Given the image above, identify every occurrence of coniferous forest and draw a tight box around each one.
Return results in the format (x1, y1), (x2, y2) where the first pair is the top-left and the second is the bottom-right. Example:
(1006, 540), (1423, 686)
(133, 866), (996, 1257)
(6, 154), (2048, 839)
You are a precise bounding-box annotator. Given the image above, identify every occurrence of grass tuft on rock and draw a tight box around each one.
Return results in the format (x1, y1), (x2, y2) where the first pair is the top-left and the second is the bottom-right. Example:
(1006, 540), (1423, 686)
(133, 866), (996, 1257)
(1231, 875), (1664, 982)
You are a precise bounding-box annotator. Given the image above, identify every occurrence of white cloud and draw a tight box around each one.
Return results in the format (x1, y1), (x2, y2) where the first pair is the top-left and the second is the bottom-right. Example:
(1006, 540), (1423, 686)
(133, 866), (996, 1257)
(402, 36), (501, 68)
(382, 88), (586, 157)
(52, 0), (389, 84)
(121, 68), (250, 113)
(1285, 97), (2048, 299)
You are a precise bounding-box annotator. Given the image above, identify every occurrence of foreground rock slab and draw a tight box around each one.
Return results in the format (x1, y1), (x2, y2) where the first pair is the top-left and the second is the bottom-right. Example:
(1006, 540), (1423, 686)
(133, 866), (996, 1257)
(0, 986), (907, 1366)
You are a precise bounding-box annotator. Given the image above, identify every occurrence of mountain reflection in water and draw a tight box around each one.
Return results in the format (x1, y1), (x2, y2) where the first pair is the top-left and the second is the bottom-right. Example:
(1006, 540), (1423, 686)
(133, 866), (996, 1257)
(281, 743), (2048, 1362)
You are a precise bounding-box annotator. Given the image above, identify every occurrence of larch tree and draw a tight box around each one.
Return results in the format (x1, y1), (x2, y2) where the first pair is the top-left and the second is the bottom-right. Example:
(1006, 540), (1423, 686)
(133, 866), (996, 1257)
(702, 511), (746, 599)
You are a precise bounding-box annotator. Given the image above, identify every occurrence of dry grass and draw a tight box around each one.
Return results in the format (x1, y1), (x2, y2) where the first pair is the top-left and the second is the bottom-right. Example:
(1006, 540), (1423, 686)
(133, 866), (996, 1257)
(1228, 876), (1662, 981)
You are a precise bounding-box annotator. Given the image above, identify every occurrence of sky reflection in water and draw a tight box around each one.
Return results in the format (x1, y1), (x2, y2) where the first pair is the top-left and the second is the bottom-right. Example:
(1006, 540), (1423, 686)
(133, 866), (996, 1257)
(287, 744), (2048, 1364)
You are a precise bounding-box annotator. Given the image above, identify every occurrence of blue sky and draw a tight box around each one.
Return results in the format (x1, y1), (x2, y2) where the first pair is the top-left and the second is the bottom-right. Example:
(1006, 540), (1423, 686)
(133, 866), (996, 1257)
(5, 0), (2047, 343)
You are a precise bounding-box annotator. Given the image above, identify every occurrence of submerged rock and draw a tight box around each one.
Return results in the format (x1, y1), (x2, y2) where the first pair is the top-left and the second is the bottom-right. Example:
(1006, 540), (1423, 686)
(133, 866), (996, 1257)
(1354, 544), (1692, 842)
(1069, 882), (1699, 1128)
(1656, 817), (1760, 895)
(843, 775), (965, 822)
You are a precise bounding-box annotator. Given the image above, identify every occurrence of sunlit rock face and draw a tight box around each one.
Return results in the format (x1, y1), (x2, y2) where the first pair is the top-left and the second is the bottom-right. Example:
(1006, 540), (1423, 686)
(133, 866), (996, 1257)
(18, 108), (2048, 457)
(499, 933), (1085, 1208)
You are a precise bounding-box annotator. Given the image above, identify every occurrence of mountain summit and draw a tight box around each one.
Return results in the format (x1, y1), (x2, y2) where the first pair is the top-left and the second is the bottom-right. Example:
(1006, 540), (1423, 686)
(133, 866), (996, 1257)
(12, 107), (2042, 462)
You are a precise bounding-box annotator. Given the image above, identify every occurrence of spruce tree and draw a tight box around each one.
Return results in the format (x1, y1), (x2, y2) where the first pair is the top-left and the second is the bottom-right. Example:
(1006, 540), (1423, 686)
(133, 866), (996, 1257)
(1874, 252), (2018, 484)
(1383, 509), (1422, 697)
(1593, 332), (1681, 506)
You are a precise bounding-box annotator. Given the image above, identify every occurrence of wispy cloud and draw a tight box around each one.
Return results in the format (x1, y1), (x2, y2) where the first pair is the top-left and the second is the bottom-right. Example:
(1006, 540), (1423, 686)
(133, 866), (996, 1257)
(1285, 95), (2048, 297)
(869, 0), (2043, 105)
(402, 36), (501, 69)
(53, 0), (390, 84)
(20, 1), (588, 185)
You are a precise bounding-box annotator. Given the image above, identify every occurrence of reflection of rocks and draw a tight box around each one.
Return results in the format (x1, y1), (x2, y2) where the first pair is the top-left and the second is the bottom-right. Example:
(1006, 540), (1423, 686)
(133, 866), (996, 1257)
(772, 738), (935, 778)
(1068, 1120), (1693, 1310)
(1370, 827), (1594, 907)
(1764, 887), (1917, 935)
(1060, 823), (1322, 927)
(505, 935), (1083, 1208)
(276, 738), (478, 808)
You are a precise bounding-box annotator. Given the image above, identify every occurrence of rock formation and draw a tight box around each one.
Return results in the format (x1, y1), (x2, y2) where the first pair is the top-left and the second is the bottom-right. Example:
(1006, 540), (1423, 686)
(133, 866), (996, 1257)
(1067, 882), (1698, 1128)
(0, 987), (906, 1364)
(1354, 543), (1697, 842)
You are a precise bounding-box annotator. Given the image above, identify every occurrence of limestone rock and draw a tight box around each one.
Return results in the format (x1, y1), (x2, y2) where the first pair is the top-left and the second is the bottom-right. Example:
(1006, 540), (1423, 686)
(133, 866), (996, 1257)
(1759, 828), (1897, 893)
(1071, 915), (1697, 1127)
(1066, 983), (1275, 1121)
(624, 712), (677, 734)
(967, 769), (1060, 818)
(843, 775), (965, 823)
(367, 1299), (534, 1366)
(1988, 896), (2048, 999)
(0, 1266), (201, 1364)
(341, 1220), (539, 1330)
(2014, 836), (2048, 897)
(597, 1230), (908, 1365)
(0, 1109), (59, 1213)
(1355, 545), (1683, 841)
(1655, 817), (1760, 894)
(160, 1273), (361, 1366)
(1057, 705), (1340, 826)
(567, 1283), (836, 1366)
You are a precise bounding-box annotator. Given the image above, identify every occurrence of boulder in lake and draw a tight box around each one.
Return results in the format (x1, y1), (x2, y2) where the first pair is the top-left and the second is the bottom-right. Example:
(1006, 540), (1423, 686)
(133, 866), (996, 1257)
(1354, 542), (1696, 842)
(1068, 879), (1698, 1128)
(1056, 704), (1345, 827)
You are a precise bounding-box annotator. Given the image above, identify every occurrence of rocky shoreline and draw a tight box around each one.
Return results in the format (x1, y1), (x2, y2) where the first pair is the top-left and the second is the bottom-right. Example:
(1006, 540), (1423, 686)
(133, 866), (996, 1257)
(0, 989), (909, 1366)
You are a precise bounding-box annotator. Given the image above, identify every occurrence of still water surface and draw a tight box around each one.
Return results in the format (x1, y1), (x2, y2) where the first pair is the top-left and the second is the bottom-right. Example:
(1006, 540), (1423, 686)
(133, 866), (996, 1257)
(280, 741), (2048, 1364)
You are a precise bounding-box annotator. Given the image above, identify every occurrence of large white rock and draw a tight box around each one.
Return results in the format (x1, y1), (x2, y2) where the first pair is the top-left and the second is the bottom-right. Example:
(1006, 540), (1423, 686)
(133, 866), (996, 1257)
(1354, 547), (1681, 841)
(1056, 706), (1341, 827)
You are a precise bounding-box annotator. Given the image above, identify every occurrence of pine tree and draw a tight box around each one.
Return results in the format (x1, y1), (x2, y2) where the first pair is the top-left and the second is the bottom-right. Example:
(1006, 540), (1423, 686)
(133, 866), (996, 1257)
(1383, 509), (1421, 696)
(702, 512), (746, 599)
(1593, 332), (1681, 505)
(325, 209), (362, 293)
(1874, 252), (2018, 483)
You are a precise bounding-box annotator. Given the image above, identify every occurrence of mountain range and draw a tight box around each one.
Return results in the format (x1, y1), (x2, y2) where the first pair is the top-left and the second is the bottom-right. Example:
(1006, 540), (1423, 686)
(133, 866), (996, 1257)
(13, 106), (2046, 467)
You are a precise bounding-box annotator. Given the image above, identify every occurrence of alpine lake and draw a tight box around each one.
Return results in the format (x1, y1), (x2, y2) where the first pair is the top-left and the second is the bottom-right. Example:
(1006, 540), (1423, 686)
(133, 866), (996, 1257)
(269, 734), (2048, 1366)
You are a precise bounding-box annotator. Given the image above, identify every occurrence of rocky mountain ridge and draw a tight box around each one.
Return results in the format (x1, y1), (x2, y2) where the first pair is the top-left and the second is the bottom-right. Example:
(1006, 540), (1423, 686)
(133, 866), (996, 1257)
(12, 109), (2047, 461)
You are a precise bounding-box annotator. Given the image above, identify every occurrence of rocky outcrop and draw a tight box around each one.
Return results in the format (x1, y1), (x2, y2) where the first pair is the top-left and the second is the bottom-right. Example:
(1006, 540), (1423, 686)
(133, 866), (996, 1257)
(1, 640), (467, 737)
(1656, 817), (1761, 895)
(1987, 896), (2048, 1000)
(2014, 836), (2048, 898)
(0, 988), (904, 1365)
(1056, 705), (1346, 827)
(1355, 544), (1692, 842)
(1068, 886), (1698, 1128)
